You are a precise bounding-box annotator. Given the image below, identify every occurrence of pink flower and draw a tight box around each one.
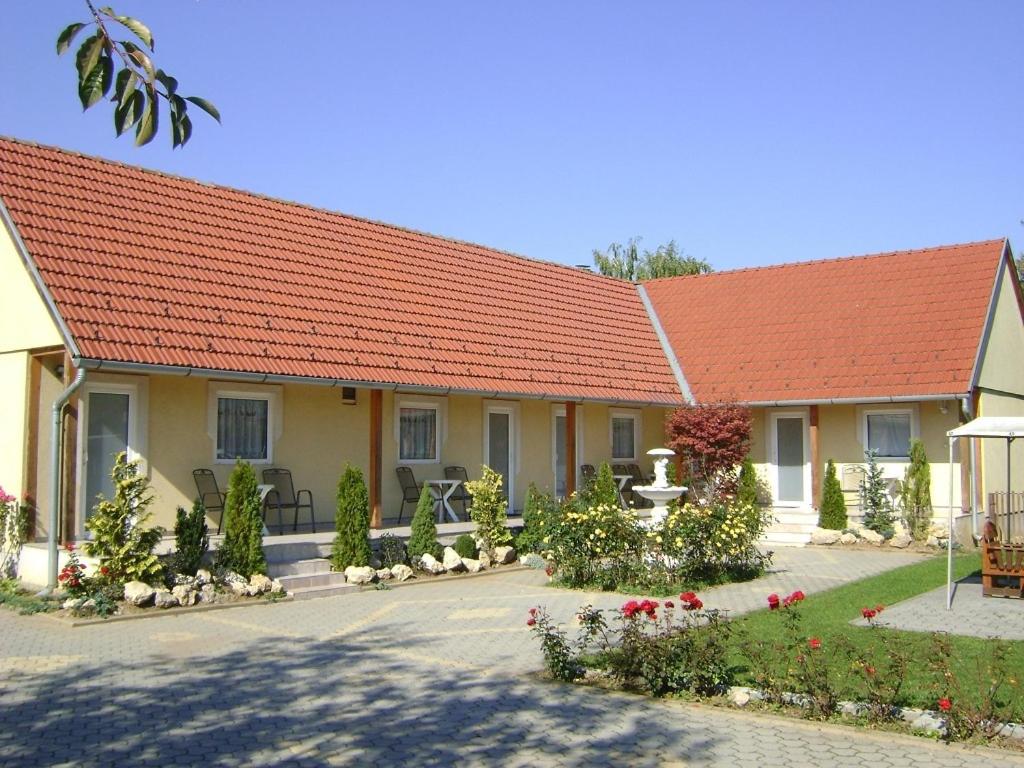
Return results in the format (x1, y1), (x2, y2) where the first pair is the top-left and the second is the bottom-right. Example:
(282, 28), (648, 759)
(767, 593), (780, 610)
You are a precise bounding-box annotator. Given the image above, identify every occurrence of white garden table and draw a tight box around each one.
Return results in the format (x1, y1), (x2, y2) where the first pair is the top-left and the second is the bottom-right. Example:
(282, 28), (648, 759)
(425, 479), (461, 523)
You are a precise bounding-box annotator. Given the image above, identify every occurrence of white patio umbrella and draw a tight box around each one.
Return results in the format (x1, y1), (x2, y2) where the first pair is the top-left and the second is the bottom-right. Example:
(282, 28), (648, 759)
(944, 416), (1024, 609)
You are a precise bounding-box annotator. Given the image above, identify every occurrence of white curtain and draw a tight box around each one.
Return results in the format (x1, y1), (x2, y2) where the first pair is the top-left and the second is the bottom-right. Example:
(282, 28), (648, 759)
(217, 398), (268, 460)
(400, 408), (436, 460)
(612, 417), (635, 460)
(867, 413), (910, 457)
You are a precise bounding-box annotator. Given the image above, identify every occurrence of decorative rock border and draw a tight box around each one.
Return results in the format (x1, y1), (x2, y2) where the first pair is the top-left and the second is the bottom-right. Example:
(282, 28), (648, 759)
(338, 545), (526, 586)
(809, 522), (950, 550)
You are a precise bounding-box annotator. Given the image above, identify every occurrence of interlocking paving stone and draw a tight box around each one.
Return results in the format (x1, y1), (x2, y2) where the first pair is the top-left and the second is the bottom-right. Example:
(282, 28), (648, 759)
(1, 548), (1020, 767)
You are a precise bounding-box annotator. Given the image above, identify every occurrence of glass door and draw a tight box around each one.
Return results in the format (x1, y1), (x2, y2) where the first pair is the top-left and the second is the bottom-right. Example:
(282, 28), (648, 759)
(772, 414), (807, 504)
(84, 391), (131, 518)
(485, 407), (514, 507)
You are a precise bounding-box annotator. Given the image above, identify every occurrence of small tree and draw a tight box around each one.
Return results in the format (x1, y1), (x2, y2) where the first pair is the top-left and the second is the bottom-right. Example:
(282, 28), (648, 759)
(466, 465), (513, 552)
(584, 462), (620, 508)
(737, 457), (759, 506)
(217, 460), (267, 578)
(818, 460), (847, 530)
(84, 452), (163, 584)
(407, 486), (440, 561)
(516, 483), (556, 554)
(665, 403), (752, 499)
(900, 439), (932, 541)
(173, 499), (209, 576)
(331, 464), (371, 570)
(859, 450), (894, 536)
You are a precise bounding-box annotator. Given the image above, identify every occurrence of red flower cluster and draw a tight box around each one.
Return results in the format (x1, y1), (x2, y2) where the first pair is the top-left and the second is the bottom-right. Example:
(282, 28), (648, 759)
(527, 607), (538, 627)
(664, 600), (675, 609)
(767, 593), (780, 610)
(861, 604), (884, 619)
(622, 599), (659, 620)
(679, 591), (703, 611)
(783, 590), (805, 607)
(938, 697), (952, 712)
(808, 637), (821, 650)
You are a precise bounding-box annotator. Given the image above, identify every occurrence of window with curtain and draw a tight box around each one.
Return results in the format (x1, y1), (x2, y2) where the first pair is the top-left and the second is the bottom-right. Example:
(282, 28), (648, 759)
(217, 397), (269, 460)
(400, 406), (437, 461)
(611, 415), (636, 460)
(866, 412), (911, 458)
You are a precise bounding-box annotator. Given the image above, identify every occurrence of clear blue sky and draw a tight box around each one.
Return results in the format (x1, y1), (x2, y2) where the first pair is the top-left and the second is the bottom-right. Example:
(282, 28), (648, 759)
(1, 2), (1020, 270)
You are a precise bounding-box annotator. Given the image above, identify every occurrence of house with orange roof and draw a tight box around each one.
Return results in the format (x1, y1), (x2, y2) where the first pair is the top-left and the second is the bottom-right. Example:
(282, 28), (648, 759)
(0, 137), (1021, 563)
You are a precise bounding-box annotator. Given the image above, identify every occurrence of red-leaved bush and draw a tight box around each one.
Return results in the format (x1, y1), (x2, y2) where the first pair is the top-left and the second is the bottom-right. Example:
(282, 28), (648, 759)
(665, 402), (752, 493)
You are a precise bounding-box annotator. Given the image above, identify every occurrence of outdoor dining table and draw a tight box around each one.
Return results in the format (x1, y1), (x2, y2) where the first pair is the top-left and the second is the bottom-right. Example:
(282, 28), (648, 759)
(613, 474), (632, 509)
(425, 479), (462, 523)
(257, 483), (276, 535)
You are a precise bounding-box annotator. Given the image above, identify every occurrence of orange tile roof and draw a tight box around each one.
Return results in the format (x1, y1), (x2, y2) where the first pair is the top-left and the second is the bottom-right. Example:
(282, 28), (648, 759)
(0, 138), (682, 405)
(643, 240), (1008, 403)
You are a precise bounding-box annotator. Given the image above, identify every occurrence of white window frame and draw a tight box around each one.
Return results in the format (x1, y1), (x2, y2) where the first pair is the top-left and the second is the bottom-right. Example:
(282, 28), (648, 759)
(859, 406), (919, 461)
(207, 383), (282, 465)
(483, 401), (520, 505)
(609, 409), (642, 462)
(394, 396), (446, 465)
(768, 409), (811, 508)
(552, 404), (584, 498)
(76, 375), (149, 538)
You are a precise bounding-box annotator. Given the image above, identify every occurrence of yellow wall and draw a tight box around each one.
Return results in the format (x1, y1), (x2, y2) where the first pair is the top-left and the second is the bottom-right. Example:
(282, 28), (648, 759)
(0, 351), (29, 500)
(0, 225), (62, 353)
(976, 260), (1024, 396)
(976, 390), (1024, 505)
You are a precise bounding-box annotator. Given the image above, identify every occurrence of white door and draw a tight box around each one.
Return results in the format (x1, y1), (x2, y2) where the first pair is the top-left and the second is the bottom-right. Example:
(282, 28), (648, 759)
(485, 406), (515, 508)
(770, 413), (809, 505)
(82, 390), (132, 520)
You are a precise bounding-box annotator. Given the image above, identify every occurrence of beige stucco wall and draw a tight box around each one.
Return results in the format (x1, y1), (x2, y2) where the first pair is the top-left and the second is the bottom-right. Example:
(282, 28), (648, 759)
(976, 260), (1024, 397)
(0, 224), (62, 353)
(976, 390), (1024, 505)
(0, 351), (29, 500)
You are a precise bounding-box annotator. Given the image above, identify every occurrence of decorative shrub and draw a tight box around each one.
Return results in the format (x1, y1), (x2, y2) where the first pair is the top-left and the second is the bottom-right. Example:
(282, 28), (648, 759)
(465, 465), (513, 551)
(901, 439), (932, 541)
(83, 453), (163, 585)
(583, 462), (620, 509)
(377, 532), (406, 568)
(736, 457), (759, 506)
(526, 606), (586, 682)
(173, 499), (209, 577)
(859, 450), (894, 536)
(0, 487), (28, 579)
(658, 498), (772, 581)
(516, 483), (557, 554)
(544, 500), (645, 589)
(331, 464), (371, 570)
(407, 486), (440, 561)
(665, 402), (752, 498)
(217, 460), (267, 578)
(818, 460), (847, 530)
(453, 533), (477, 559)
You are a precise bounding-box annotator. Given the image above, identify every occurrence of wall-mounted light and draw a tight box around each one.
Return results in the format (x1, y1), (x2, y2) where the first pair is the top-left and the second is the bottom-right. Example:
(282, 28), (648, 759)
(54, 364), (65, 379)
(938, 401), (949, 415)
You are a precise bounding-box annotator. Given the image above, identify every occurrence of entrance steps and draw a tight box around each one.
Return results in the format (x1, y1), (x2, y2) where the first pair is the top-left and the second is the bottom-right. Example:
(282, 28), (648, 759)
(263, 541), (355, 600)
(761, 508), (818, 547)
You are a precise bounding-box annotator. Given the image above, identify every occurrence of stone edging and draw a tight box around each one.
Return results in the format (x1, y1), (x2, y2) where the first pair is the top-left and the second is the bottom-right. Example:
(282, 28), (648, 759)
(40, 594), (294, 628)
(356, 563), (531, 593)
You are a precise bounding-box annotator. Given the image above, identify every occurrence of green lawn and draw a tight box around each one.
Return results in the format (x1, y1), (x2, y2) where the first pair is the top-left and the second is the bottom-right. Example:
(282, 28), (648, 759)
(727, 553), (1023, 715)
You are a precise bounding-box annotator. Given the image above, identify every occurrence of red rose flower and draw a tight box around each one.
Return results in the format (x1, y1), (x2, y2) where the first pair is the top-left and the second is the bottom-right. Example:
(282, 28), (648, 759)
(526, 618), (536, 627)
(874, 604), (885, 613)
(621, 600), (642, 619)
(528, 607), (538, 617)
(938, 697), (952, 712)
(680, 591), (697, 603)
(767, 593), (780, 610)
(64, 542), (75, 552)
(865, 665), (876, 677)
(861, 607), (876, 619)
(791, 590), (805, 602)
(664, 600), (675, 609)
(808, 637), (821, 650)
(100, 566), (110, 576)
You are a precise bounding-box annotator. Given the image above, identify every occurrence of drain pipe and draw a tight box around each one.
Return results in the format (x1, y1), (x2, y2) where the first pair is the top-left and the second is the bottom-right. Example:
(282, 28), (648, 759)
(44, 367), (86, 593)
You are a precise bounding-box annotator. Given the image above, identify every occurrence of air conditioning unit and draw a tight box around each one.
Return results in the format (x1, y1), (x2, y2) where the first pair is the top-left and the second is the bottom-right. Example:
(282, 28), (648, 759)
(341, 386), (357, 405)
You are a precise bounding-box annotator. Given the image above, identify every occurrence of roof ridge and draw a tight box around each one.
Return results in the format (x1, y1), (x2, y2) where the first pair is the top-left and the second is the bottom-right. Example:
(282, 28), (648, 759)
(642, 238), (1007, 285)
(0, 135), (627, 286)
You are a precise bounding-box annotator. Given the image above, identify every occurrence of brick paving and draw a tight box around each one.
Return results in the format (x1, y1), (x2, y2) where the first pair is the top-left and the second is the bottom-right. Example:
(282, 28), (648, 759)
(1, 547), (1021, 767)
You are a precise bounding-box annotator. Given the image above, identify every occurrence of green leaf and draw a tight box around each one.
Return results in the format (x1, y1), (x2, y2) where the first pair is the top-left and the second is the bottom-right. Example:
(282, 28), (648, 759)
(135, 86), (158, 146)
(114, 89), (144, 136)
(184, 96), (221, 123)
(78, 54), (113, 110)
(155, 69), (178, 95)
(179, 114), (193, 147)
(56, 22), (86, 55)
(75, 34), (104, 83)
(100, 8), (154, 49)
(112, 69), (138, 108)
(122, 41), (155, 80)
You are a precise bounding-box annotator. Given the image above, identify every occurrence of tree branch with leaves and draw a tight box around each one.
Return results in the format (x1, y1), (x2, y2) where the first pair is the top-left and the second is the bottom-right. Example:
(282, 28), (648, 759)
(57, 2), (220, 147)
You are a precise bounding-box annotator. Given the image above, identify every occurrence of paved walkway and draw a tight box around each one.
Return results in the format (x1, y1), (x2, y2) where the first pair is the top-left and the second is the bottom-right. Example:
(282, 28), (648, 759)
(1, 547), (1021, 767)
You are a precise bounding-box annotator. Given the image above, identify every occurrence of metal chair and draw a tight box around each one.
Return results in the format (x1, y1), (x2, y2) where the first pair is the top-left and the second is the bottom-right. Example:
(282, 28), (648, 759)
(193, 469), (227, 534)
(396, 466), (423, 524)
(444, 465), (474, 518)
(580, 464), (596, 484)
(261, 468), (315, 533)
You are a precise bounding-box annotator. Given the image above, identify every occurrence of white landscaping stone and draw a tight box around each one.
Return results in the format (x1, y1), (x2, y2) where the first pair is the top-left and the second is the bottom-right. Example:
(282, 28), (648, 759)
(442, 547), (466, 572)
(728, 687), (752, 707)
(195, 568), (212, 586)
(375, 568), (393, 581)
(493, 546), (517, 565)
(461, 558), (483, 573)
(270, 579), (284, 594)
(199, 584), (217, 603)
(123, 581), (156, 607)
(391, 563), (414, 582)
(910, 713), (946, 735)
(154, 590), (179, 609)
(172, 584), (196, 607)
(520, 553), (546, 569)
(478, 551), (492, 569)
(858, 528), (884, 546)
(839, 532), (858, 545)
(228, 580), (250, 596)
(889, 533), (912, 549)
(344, 565), (377, 584)
(810, 528), (842, 546)
(61, 597), (81, 610)
(249, 574), (273, 594)
(418, 553), (445, 574)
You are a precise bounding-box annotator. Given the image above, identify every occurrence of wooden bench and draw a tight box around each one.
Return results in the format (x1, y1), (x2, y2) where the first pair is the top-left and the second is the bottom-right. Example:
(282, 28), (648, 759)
(981, 520), (1024, 598)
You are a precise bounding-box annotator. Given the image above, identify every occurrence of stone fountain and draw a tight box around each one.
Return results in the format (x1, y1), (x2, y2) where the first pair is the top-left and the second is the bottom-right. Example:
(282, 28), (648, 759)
(631, 448), (687, 527)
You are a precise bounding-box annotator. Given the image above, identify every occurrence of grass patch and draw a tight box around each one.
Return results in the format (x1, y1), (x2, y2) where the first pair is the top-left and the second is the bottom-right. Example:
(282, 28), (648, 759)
(0, 578), (58, 615)
(728, 553), (1023, 714)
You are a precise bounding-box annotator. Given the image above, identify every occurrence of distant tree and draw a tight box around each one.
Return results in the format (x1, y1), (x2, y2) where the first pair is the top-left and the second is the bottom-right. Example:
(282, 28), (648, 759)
(593, 237), (711, 281)
(57, 2), (219, 147)
(818, 460), (847, 530)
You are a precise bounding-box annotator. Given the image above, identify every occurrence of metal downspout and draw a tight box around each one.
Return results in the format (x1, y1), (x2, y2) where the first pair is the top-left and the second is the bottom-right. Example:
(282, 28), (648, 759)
(45, 368), (85, 592)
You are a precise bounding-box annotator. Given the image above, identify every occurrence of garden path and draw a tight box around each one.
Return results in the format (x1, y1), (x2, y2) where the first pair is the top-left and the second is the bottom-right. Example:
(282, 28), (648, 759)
(1, 547), (1020, 767)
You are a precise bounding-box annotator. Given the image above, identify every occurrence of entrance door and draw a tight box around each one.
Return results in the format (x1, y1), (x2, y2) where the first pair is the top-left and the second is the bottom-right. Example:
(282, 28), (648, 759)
(771, 413), (808, 505)
(485, 406), (514, 507)
(83, 391), (131, 518)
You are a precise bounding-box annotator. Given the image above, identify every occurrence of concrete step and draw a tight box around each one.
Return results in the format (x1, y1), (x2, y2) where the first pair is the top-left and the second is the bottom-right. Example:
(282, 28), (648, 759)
(289, 582), (362, 601)
(267, 558), (333, 578)
(771, 510), (819, 527)
(761, 530), (811, 546)
(262, 541), (331, 563)
(276, 570), (349, 591)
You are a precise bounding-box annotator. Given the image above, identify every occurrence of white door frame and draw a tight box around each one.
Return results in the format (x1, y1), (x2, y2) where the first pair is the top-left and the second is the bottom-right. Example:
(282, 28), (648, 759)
(483, 402), (518, 507)
(768, 409), (811, 507)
